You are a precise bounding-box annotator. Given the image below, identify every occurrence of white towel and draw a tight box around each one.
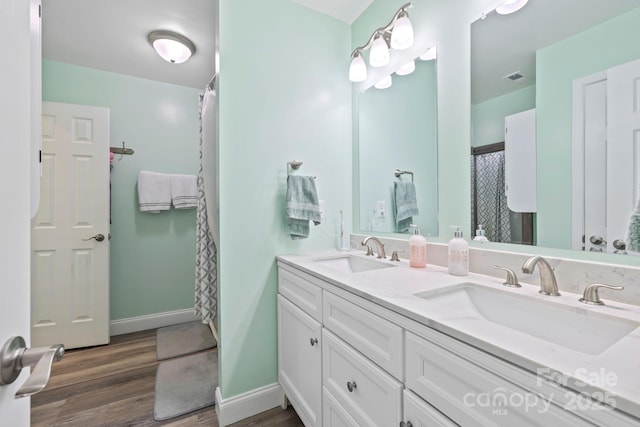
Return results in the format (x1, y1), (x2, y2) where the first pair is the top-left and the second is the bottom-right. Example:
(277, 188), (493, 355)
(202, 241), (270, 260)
(137, 171), (171, 213)
(170, 174), (198, 209)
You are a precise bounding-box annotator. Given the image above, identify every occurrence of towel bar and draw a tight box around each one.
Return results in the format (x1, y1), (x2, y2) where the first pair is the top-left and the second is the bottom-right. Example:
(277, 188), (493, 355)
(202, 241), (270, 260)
(394, 169), (414, 183)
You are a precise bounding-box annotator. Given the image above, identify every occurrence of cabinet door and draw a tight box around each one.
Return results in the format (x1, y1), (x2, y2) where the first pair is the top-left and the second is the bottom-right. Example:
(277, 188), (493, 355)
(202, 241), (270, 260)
(278, 295), (322, 427)
(404, 389), (458, 427)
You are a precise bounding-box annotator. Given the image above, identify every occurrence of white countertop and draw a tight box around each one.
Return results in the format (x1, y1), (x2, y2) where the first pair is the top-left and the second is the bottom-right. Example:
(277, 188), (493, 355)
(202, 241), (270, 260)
(277, 250), (640, 420)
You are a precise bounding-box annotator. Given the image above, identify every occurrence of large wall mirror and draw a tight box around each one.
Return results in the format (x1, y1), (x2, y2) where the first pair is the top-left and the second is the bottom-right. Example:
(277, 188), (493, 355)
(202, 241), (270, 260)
(471, 0), (640, 255)
(356, 55), (438, 236)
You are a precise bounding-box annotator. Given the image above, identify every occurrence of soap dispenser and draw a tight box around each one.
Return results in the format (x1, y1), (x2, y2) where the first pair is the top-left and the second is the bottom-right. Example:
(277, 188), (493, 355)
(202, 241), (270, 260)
(409, 224), (427, 268)
(448, 226), (469, 276)
(473, 224), (489, 243)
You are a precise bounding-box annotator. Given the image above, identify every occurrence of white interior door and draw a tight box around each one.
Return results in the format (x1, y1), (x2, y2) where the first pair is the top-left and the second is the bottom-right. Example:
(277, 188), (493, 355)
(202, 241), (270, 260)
(31, 102), (110, 349)
(572, 73), (607, 252)
(607, 59), (640, 253)
(0, 0), (38, 424)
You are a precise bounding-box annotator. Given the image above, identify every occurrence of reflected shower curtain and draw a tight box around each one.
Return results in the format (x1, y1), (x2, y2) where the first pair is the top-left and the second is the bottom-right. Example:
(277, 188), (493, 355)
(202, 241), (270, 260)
(471, 150), (511, 243)
(195, 87), (218, 335)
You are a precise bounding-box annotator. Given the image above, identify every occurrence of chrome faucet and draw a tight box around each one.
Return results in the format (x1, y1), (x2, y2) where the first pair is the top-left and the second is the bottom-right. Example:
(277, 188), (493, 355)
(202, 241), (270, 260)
(362, 236), (386, 259)
(521, 256), (561, 296)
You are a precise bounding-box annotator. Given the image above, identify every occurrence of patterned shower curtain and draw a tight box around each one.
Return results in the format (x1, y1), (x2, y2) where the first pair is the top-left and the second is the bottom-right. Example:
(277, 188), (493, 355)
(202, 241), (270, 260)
(471, 150), (511, 243)
(195, 88), (218, 329)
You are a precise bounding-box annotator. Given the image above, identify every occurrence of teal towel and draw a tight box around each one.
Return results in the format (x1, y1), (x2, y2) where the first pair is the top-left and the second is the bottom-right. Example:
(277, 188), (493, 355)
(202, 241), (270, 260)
(394, 181), (419, 233)
(627, 198), (640, 252)
(286, 176), (321, 240)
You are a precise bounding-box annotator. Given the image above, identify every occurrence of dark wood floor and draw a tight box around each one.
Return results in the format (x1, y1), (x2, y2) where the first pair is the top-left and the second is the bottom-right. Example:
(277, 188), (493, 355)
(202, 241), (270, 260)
(32, 329), (303, 427)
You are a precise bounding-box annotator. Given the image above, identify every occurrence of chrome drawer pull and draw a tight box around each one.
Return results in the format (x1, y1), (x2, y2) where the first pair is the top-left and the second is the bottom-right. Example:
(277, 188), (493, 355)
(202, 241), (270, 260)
(346, 380), (357, 392)
(309, 337), (318, 346)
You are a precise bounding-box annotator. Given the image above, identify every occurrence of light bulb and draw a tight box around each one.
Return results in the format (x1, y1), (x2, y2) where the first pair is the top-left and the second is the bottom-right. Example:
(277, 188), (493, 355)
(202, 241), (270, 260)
(395, 60), (415, 76)
(349, 52), (367, 82)
(419, 46), (437, 61)
(390, 14), (414, 50)
(369, 34), (390, 67)
(495, 0), (528, 15)
(374, 75), (392, 89)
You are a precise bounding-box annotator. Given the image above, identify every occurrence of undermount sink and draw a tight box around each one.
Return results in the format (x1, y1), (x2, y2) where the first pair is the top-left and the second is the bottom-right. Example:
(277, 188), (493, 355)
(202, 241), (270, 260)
(415, 283), (640, 355)
(312, 255), (396, 274)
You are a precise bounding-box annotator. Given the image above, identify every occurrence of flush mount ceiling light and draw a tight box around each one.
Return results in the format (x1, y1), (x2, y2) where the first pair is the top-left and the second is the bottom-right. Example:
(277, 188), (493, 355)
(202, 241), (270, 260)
(348, 2), (414, 82)
(495, 0), (529, 15)
(148, 30), (196, 64)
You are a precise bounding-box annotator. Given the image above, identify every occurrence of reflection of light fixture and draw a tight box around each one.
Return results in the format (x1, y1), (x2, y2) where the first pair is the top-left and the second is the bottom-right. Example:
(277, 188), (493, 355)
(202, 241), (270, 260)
(148, 30), (196, 64)
(419, 46), (437, 61)
(348, 2), (414, 82)
(495, 0), (528, 15)
(374, 75), (392, 89)
(369, 33), (390, 67)
(349, 51), (367, 82)
(395, 60), (415, 76)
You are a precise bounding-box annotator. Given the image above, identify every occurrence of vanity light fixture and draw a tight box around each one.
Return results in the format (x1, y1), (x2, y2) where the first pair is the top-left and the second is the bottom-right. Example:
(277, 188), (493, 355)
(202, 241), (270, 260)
(374, 75), (393, 90)
(419, 46), (437, 61)
(495, 0), (529, 15)
(348, 2), (414, 82)
(395, 60), (415, 76)
(148, 30), (196, 64)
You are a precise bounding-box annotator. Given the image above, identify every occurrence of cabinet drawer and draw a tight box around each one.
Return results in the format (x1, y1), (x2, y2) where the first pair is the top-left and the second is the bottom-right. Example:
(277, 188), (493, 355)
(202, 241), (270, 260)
(323, 290), (403, 379)
(278, 267), (322, 322)
(323, 387), (359, 427)
(404, 389), (458, 427)
(405, 331), (594, 427)
(322, 329), (402, 427)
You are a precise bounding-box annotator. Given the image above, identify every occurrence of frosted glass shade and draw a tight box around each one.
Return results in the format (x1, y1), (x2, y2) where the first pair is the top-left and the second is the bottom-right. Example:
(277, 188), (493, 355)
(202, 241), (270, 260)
(496, 0), (528, 15)
(148, 30), (195, 64)
(369, 35), (390, 67)
(374, 75), (392, 89)
(349, 53), (367, 82)
(390, 15), (414, 50)
(396, 60), (415, 76)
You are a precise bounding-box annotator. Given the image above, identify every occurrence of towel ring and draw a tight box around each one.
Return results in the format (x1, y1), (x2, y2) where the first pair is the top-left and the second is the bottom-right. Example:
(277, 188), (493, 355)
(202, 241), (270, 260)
(394, 169), (414, 183)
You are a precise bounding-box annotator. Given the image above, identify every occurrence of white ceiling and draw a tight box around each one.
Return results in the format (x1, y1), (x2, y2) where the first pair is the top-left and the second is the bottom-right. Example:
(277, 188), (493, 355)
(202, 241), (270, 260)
(471, 0), (640, 104)
(42, 0), (217, 90)
(291, 0), (373, 24)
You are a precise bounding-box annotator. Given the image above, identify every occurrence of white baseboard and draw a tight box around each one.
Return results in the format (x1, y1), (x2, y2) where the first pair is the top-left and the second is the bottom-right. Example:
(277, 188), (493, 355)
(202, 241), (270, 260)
(215, 383), (284, 426)
(109, 308), (199, 336)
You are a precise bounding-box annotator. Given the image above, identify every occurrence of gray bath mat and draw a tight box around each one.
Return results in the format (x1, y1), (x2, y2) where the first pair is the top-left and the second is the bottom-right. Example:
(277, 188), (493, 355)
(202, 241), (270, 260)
(156, 321), (217, 360)
(154, 350), (217, 420)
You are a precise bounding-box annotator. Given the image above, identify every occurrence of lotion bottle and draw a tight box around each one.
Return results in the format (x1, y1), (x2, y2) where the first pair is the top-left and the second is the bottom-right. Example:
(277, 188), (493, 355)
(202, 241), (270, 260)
(473, 224), (489, 243)
(448, 226), (469, 276)
(409, 224), (427, 268)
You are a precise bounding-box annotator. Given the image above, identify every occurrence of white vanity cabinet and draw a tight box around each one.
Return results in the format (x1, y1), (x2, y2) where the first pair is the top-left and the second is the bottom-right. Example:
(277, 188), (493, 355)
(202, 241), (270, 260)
(277, 261), (640, 427)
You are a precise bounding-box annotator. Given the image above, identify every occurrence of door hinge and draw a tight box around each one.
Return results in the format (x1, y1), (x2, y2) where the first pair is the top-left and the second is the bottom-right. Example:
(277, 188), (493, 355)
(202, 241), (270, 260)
(38, 4), (41, 18)
(39, 150), (42, 163)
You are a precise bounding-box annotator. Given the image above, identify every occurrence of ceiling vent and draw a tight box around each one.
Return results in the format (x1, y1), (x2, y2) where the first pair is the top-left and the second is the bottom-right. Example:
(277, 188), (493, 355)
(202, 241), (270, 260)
(503, 71), (524, 81)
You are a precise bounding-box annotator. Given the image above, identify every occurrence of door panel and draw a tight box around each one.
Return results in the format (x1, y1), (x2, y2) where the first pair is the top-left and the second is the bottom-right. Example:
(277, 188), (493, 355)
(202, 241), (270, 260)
(31, 102), (110, 349)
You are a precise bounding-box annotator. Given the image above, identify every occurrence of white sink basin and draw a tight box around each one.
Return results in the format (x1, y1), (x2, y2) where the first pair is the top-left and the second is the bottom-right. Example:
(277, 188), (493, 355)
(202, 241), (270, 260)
(312, 255), (396, 274)
(415, 283), (640, 355)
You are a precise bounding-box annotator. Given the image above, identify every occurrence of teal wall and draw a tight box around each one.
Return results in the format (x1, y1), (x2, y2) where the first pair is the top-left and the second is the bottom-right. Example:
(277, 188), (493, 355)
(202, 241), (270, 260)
(536, 7), (640, 249)
(471, 85), (535, 147)
(42, 60), (201, 321)
(218, 0), (351, 398)
(358, 59), (438, 235)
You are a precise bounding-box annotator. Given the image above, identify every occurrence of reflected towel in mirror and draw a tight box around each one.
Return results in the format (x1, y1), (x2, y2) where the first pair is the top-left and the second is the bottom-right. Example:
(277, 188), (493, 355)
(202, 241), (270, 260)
(394, 181), (419, 232)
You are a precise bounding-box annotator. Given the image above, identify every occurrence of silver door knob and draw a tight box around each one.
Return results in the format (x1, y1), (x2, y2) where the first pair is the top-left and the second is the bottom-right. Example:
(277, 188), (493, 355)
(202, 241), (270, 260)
(346, 381), (357, 392)
(0, 336), (64, 398)
(83, 233), (105, 242)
